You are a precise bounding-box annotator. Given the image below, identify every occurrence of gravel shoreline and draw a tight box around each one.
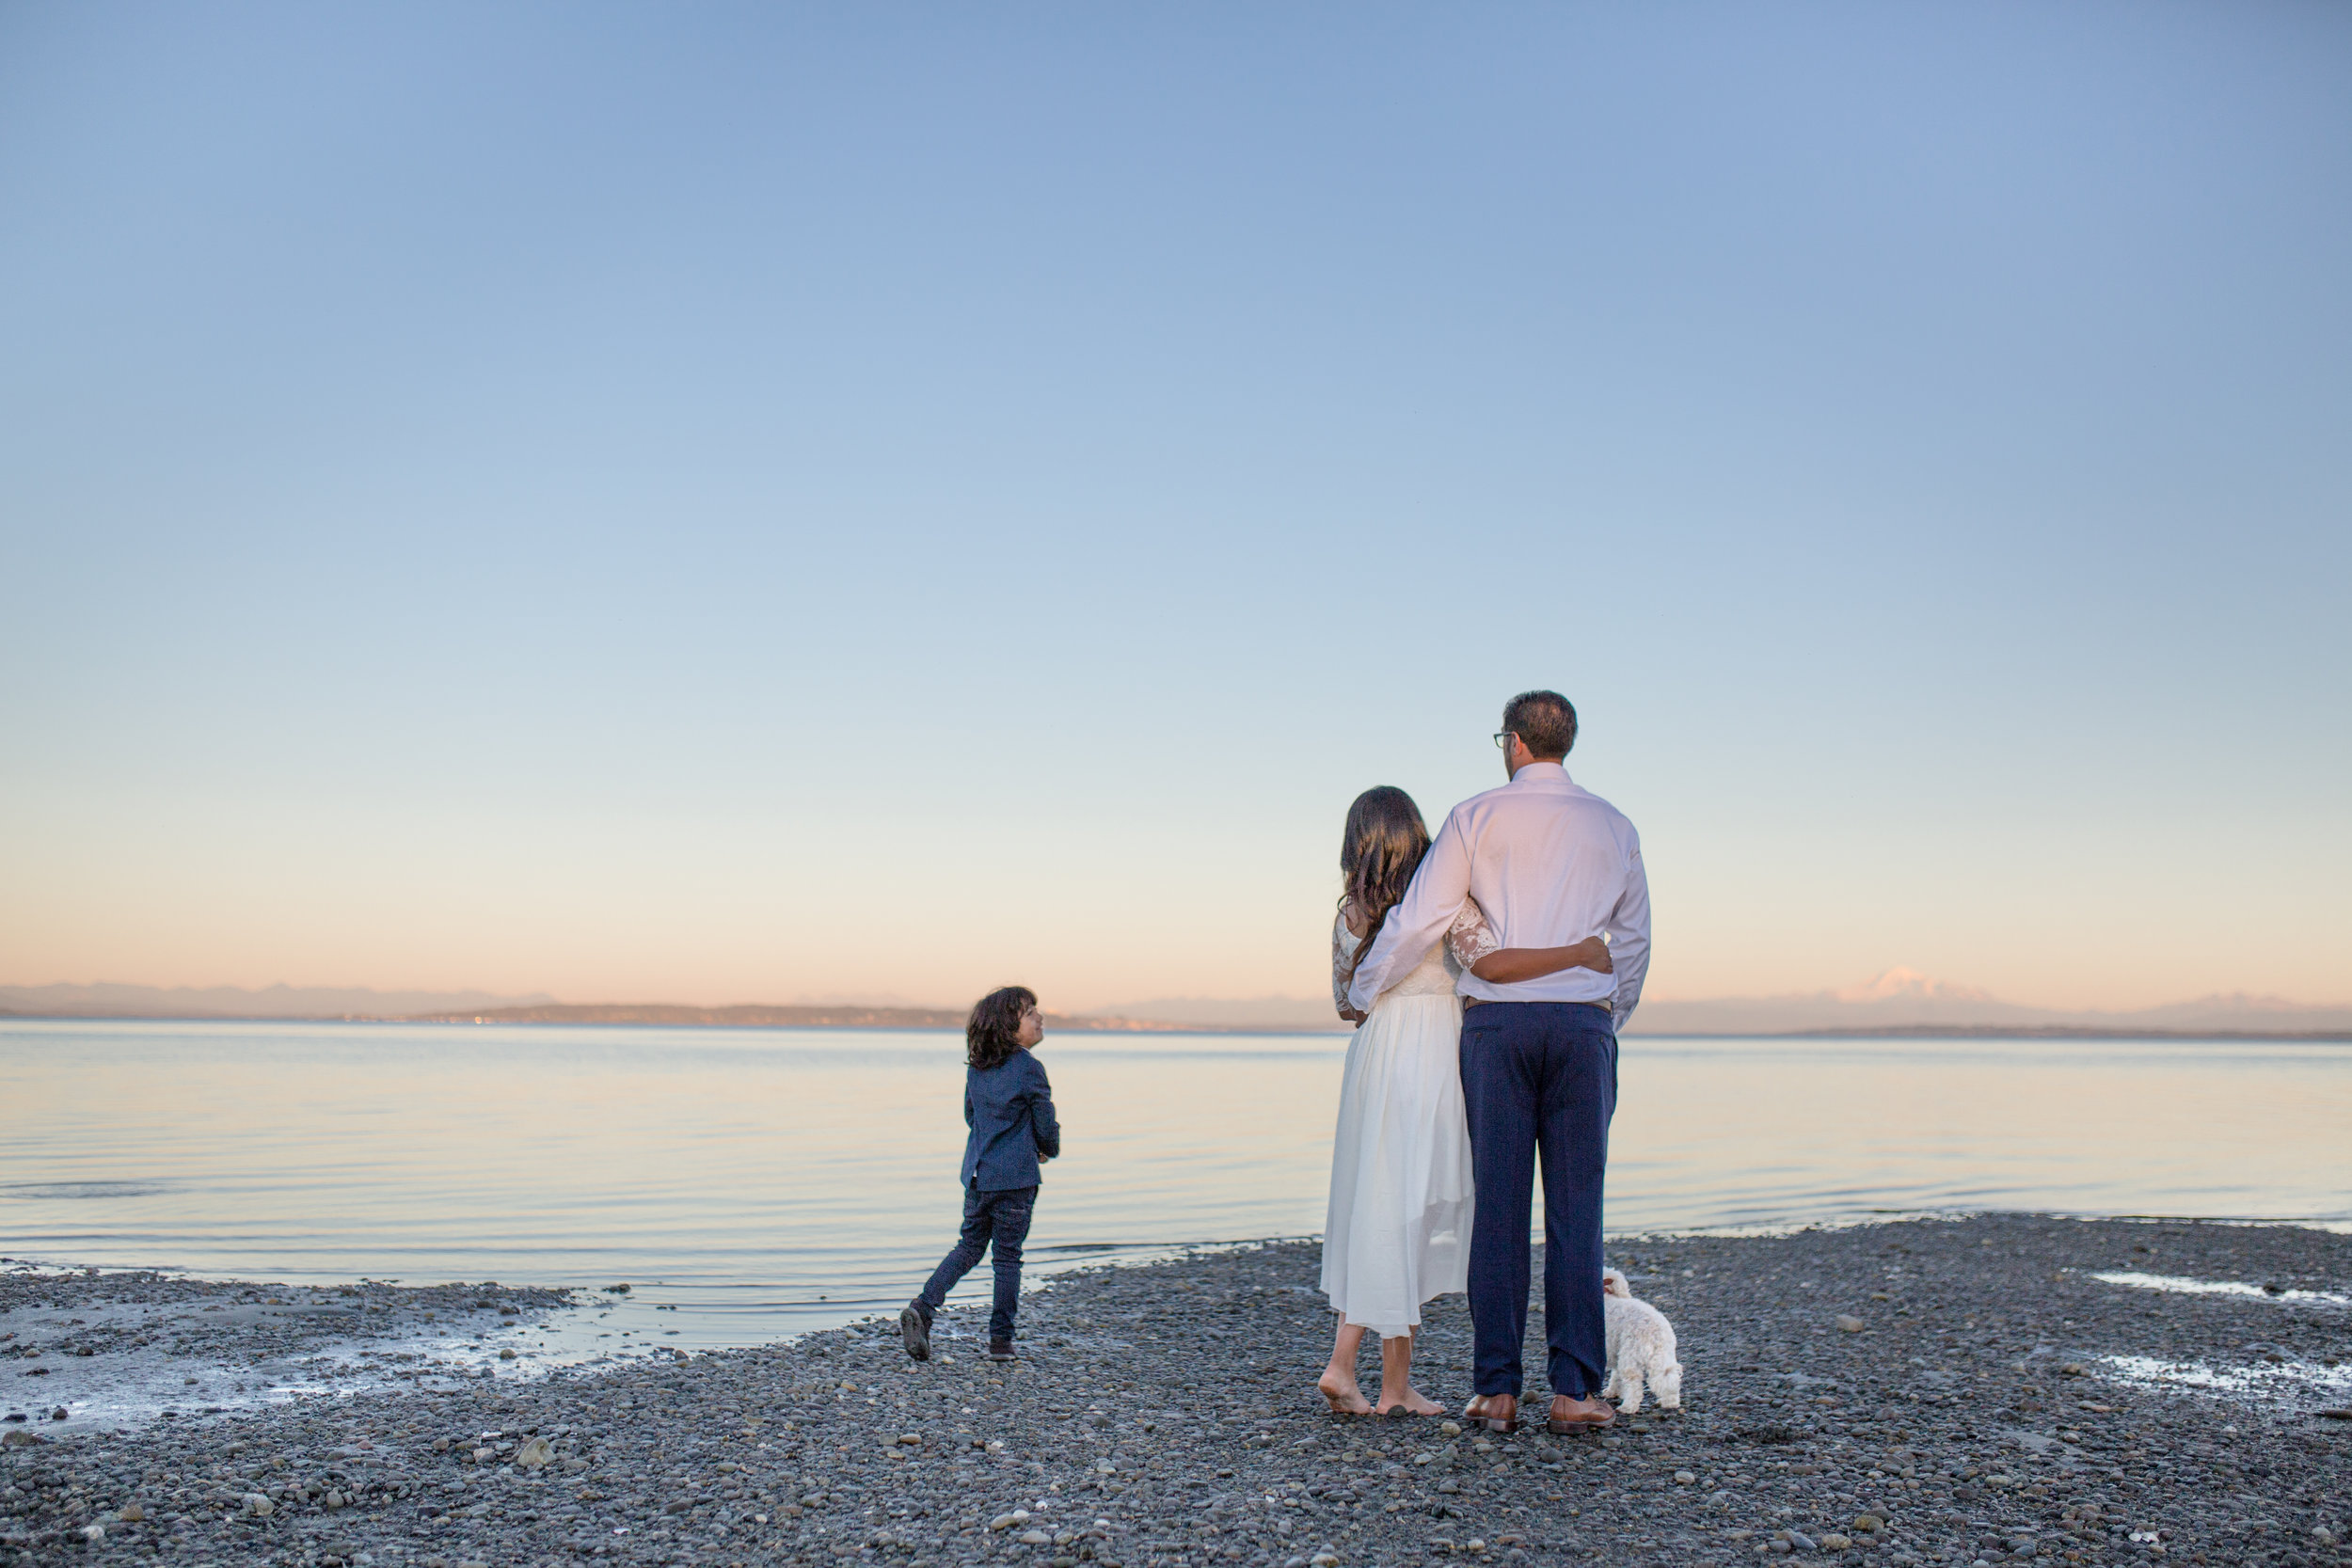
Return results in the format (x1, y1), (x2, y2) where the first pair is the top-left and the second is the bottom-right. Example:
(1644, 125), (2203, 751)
(6, 1215), (2347, 1567)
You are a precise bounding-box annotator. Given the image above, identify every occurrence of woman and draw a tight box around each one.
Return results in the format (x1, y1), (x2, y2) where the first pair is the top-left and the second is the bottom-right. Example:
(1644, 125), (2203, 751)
(1316, 785), (1613, 1416)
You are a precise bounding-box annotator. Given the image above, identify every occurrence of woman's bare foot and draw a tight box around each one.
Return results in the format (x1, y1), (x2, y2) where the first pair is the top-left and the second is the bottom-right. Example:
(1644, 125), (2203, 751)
(1317, 1369), (1371, 1415)
(1373, 1384), (1445, 1417)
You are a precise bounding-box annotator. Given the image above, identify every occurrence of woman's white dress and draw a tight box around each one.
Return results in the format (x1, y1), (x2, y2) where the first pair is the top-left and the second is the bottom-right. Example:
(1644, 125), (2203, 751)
(1319, 904), (1499, 1338)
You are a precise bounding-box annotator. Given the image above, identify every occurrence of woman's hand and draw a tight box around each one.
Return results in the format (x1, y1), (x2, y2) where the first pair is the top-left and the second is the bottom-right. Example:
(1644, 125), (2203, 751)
(1569, 936), (1613, 974)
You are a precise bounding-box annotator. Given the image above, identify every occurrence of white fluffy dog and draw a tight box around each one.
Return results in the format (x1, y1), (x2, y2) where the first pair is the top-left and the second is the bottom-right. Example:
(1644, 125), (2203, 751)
(1600, 1268), (1683, 1414)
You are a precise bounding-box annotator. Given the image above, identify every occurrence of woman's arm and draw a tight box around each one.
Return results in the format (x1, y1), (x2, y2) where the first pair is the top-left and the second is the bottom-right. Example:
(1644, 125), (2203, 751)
(1470, 937), (1613, 984)
(1333, 906), (1369, 1025)
(1448, 896), (1613, 984)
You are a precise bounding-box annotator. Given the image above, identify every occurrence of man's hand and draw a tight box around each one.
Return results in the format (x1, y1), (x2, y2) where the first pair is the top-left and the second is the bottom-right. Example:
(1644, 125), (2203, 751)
(1338, 1005), (1367, 1026)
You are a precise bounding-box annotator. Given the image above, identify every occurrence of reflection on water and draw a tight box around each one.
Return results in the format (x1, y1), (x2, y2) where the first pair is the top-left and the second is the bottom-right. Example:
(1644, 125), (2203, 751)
(2, 1021), (2346, 1344)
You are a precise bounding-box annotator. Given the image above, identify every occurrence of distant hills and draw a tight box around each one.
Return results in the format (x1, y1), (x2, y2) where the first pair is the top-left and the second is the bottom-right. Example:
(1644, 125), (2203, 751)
(0, 981), (557, 1020)
(1084, 994), (1343, 1029)
(0, 984), (1311, 1034)
(1623, 968), (2352, 1037)
(400, 1002), (1225, 1033)
(4, 971), (2345, 1038)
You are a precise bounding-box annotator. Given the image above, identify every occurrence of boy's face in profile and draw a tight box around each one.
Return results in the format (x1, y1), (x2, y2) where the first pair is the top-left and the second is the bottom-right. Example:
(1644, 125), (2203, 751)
(1017, 1004), (1044, 1049)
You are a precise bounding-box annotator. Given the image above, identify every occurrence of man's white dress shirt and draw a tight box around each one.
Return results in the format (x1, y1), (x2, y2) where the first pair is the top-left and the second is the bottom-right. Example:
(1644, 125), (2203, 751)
(1344, 762), (1651, 1029)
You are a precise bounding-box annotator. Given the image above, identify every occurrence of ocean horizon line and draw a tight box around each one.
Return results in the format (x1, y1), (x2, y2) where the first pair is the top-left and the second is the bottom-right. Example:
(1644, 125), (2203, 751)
(5, 1006), (2348, 1042)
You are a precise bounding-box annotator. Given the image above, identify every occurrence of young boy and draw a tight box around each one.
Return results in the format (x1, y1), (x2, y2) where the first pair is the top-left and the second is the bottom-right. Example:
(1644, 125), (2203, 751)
(900, 986), (1061, 1363)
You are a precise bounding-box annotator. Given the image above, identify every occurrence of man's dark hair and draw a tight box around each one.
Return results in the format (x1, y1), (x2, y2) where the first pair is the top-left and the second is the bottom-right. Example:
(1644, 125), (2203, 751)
(966, 986), (1037, 1071)
(1502, 689), (1578, 760)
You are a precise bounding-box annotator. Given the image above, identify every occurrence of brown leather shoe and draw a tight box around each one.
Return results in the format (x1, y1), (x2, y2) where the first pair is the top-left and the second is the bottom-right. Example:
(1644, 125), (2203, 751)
(1547, 1394), (1616, 1432)
(1463, 1393), (1519, 1433)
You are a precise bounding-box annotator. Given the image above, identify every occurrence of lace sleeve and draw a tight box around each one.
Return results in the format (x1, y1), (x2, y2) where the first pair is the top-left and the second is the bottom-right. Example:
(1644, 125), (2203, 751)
(1331, 911), (1358, 1016)
(1446, 898), (1502, 972)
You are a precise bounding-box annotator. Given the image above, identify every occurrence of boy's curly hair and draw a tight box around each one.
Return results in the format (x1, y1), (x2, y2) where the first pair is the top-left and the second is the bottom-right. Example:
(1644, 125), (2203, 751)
(966, 986), (1037, 1071)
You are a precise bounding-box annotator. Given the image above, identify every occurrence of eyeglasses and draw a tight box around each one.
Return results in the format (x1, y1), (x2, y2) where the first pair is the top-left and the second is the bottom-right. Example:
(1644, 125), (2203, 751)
(1492, 731), (1517, 749)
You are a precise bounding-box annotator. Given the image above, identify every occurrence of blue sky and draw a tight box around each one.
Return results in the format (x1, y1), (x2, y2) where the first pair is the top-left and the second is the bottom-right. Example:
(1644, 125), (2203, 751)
(3, 2), (2346, 1012)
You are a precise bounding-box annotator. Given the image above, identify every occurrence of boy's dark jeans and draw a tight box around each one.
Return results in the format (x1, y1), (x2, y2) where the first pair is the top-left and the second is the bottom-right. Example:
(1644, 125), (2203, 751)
(916, 1183), (1036, 1342)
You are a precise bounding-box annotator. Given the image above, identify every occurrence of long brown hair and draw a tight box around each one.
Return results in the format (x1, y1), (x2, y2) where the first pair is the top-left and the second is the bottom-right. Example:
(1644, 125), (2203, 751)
(1339, 786), (1432, 976)
(966, 986), (1037, 1071)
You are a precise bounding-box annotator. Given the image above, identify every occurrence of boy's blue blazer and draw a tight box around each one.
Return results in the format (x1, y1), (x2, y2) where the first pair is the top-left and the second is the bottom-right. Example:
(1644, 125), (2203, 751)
(960, 1049), (1060, 1191)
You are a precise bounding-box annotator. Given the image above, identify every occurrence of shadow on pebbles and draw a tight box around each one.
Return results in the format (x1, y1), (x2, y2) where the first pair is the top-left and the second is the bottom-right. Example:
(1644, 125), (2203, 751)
(5, 1215), (2348, 1568)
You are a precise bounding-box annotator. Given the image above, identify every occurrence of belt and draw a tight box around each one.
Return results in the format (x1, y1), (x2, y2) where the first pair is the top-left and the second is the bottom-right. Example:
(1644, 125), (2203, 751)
(1464, 998), (1613, 1017)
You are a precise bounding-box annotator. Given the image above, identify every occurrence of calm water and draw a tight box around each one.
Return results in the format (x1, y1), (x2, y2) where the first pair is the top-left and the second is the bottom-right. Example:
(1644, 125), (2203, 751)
(5, 1021), (2347, 1346)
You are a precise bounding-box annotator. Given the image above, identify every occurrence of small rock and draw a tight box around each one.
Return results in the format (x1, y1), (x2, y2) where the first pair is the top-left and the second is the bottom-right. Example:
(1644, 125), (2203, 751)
(990, 1511), (1030, 1530)
(119, 1502), (146, 1522)
(1311, 1554), (1341, 1568)
(1820, 1535), (1852, 1551)
(1836, 1315), (1865, 1333)
(1853, 1513), (1883, 1533)
(1674, 1470), (1695, 1483)
(1020, 1529), (1053, 1545)
(82, 1525), (105, 1544)
(1788, 1531), (1817, 1552)
(497, 1347), (516, 1360)
(514, 1436), (551, 1468)
(244, 1493), (275, 1517)
(1439, 1420), (1461, 1435)
(0, 1431), (38, 1449)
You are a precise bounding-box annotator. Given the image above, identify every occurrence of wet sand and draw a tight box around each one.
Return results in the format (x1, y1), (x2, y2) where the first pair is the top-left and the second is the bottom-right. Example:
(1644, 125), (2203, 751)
(5, 1214), (2348, 1567)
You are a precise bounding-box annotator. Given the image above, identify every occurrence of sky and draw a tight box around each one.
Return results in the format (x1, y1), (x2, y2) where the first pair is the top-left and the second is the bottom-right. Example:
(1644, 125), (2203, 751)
(2, 1), (2347, 1015)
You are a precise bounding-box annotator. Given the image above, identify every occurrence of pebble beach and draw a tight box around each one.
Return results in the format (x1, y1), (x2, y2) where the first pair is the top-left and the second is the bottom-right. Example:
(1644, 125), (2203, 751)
(6, 1215), (2348, 1568)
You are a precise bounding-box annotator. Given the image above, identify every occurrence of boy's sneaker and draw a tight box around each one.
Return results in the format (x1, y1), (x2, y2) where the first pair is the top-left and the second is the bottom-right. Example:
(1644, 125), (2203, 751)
(987, 1339), (1017, 1362)
(898, 1304), (931, 1362)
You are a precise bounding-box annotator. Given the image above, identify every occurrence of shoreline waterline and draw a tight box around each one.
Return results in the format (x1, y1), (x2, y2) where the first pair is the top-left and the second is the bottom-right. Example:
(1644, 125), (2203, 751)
(9, 1206), (2350, 1436)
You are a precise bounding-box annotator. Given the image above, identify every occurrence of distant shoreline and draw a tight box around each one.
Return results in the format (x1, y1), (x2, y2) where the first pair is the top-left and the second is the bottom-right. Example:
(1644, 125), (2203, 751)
(4, 1006), (2347, 1041)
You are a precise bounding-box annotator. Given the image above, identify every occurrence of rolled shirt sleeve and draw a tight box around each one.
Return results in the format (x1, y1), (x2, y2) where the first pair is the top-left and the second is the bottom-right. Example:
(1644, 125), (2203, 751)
(1605, 839), (1652, 1032)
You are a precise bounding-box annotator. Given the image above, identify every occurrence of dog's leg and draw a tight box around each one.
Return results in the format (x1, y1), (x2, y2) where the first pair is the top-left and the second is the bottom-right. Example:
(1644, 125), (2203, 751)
(1657, 1364), (1682, 1409)
(1600, 1364), (1620, 1401)
(1617, 1367), (1645, 1415)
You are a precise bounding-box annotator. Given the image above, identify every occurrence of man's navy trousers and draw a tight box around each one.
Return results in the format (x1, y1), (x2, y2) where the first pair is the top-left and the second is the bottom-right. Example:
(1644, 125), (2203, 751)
(1458, 1000), (1617, 1399)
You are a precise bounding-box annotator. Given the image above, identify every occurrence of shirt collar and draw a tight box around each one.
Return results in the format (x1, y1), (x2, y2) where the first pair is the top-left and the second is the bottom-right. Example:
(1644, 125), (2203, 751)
(1508, 761), (1572, 786)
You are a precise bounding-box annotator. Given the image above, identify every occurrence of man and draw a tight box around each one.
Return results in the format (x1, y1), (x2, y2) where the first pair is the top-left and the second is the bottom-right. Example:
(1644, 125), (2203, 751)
(1345, 690), (1650, 1433)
